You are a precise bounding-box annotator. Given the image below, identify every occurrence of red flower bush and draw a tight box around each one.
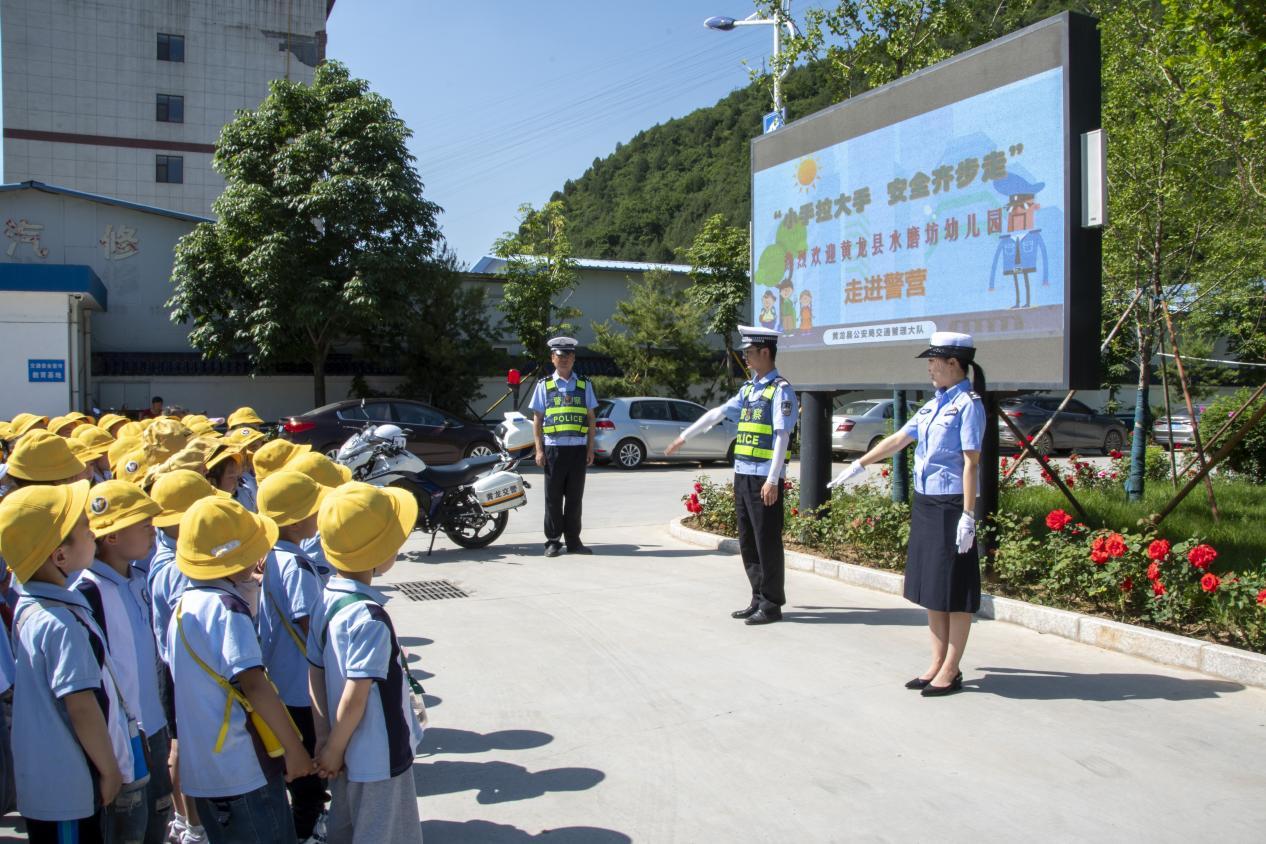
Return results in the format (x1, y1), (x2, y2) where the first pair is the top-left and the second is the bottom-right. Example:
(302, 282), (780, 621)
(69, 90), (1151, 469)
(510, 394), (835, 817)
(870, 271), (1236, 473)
(1104, 533), (1128, 558)
(1187, 544), (1218, 571)
(693, 482), (703, 494)
(1120, 577), (1134, 592)
(1090, 537), (1110, 565)
(1045, 509), (1073, 531)
(1201, 573), (1221, 593)
(881, 468), (890, 478)
(1257, 588), (1266, 606)
(1147, 539), (1171, 561)
(1146, 561), (1161, 581)
(1109, 449), (1123, 459)
(1152, 580), (1166, 597)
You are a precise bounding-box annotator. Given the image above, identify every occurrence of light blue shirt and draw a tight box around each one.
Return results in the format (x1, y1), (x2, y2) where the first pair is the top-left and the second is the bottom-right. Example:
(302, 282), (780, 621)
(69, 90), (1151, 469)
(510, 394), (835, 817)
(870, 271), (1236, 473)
(12, 581), (133, 821)
(301, 533), (334, 584)
(258, 541), (321, 707)
(720, 368), (798, 479)
(307, 576), (423, 783)
(529, 370), (598, 447)
(168, 579), (271, 799)
(149, 535), (187, 666)
(74, 560), (166, 734)
(899, 378), (985, 495)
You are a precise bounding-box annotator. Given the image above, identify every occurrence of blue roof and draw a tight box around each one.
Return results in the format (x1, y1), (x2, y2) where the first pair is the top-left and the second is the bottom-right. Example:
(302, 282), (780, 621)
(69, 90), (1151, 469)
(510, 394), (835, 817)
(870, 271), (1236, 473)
(0, 263), (108, 310)
(0, 181), (214, 224)
(470, 255), (693, 275)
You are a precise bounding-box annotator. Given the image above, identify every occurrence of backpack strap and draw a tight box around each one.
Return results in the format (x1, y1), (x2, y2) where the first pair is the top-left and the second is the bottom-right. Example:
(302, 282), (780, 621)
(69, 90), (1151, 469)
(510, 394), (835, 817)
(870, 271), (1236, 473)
(318, 592), (425, 695)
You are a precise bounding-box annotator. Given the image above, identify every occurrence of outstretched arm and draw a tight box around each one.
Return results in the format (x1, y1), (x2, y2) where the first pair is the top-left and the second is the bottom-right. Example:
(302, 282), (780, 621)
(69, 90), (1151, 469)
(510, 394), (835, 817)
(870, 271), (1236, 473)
(666, 406), (728, 455)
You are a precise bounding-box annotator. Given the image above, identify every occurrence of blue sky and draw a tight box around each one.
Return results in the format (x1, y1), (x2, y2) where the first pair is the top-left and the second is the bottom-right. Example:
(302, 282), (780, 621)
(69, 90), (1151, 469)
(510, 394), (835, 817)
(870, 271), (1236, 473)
(326, 1), (820, 264)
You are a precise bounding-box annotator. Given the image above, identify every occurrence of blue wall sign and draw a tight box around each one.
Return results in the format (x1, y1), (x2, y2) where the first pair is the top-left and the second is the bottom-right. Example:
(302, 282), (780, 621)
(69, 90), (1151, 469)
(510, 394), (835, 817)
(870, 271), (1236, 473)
(28, 359), (66, 383)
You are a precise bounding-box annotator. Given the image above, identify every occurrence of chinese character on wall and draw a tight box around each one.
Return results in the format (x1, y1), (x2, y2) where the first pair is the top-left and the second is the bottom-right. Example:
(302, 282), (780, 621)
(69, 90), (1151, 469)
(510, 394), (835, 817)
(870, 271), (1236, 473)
(4, 218), (49, 257)
(100, 225), (139, 260)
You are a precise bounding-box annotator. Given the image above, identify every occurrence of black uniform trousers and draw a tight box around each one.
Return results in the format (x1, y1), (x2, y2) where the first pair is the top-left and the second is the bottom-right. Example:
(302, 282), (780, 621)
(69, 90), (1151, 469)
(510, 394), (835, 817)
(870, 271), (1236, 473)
(734, 472), (785, 611)
(544, 444), (587, 549)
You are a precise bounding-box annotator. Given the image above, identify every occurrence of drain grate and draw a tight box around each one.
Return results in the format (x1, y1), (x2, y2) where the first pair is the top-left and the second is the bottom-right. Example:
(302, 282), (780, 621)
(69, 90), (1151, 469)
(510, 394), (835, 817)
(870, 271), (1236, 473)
(392, 580), (469, 602)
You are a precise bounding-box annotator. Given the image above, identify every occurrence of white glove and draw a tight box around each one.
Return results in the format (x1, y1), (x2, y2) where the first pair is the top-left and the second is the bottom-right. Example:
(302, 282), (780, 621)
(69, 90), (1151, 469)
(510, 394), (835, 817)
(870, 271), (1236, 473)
(956, 512), (976, 554)
(827, 461), (866, 489)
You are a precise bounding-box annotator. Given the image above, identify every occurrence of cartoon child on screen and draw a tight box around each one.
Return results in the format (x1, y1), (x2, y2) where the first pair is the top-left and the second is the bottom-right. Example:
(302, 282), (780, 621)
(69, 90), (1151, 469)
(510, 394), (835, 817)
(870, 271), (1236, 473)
(759, 289), (778, 329)
(988, 172), (1049, 309)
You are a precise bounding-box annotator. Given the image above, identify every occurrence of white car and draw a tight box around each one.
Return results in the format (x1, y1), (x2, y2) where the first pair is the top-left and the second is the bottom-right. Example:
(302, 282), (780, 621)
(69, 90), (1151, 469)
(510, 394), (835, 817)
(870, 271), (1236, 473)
(593, 397), (738, 469)
(832, 398), (919, 456)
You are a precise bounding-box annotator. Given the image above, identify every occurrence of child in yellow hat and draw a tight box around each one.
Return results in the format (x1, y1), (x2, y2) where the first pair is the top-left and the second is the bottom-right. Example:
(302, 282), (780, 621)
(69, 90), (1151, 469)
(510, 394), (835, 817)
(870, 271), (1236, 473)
(286, 452), (352, 583)
(97, 413), (130, 437)
(71, 425), (116, 484)
(309, 483), (424, 844)
(226, 407), (265, 431)
(0, 482), (137, 838)
(256, 471), (330, 839)
(4, 429), (90, 486)
(78, 481), (172, 840)
(169, 498), (312, 842)
(251, 439), (310, 484)
(224, 427), (268, 512)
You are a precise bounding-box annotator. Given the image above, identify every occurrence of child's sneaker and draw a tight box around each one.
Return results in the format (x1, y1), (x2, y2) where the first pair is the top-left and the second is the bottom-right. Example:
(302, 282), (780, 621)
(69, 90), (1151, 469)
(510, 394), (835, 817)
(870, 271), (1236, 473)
(302, 809), (329, 844)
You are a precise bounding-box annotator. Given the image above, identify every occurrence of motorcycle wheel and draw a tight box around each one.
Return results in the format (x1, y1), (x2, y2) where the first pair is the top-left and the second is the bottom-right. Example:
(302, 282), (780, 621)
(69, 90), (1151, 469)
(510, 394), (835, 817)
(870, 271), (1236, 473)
(443, 510), (509, 549)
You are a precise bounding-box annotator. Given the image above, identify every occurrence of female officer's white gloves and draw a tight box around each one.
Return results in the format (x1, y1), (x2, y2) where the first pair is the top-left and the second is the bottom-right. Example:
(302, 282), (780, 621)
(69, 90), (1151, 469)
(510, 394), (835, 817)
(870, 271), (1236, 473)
(827, 461), (866, 489)
(956, 512), (976, 553)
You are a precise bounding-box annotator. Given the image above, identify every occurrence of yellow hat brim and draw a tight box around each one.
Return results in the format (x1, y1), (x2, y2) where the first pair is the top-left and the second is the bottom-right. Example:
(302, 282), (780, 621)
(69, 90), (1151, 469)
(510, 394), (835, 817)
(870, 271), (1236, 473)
(152, 487), (231, 528)
(90, 500), (161, 537)
(175, 512), (279, 580)
(326, 486), (418, 572)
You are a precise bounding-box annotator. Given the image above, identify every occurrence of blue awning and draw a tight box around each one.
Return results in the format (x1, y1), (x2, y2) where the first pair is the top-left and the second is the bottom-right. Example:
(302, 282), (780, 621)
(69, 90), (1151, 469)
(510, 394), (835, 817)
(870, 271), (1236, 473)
(0, 263), (107, 310)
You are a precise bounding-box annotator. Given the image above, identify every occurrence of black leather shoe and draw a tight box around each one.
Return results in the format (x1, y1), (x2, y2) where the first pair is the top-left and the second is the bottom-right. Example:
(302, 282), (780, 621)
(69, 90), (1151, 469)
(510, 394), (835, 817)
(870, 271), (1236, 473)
(920, 672), (963, 697)
(731, 604), (759, 619)
(904, 677), (933, 690)
(544, 544), (562, 558)
(567, 545), (593, 555)
(744, 609), (782, 626)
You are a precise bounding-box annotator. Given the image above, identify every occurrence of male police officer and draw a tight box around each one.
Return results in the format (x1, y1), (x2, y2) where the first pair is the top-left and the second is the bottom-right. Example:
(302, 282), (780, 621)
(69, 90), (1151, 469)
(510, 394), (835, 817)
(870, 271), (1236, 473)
(531, 337), (598, 557)
(666, 326), (797, 624)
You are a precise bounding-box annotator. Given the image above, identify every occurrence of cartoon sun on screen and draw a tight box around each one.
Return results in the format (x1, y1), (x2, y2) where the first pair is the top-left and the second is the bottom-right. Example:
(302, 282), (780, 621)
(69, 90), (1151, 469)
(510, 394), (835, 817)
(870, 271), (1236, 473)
(795, 156), (819, 193)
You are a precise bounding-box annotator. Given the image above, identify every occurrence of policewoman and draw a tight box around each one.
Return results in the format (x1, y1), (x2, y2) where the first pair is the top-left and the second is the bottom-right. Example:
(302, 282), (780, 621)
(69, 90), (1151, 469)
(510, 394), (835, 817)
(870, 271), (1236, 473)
(666, 326), (797, 625)
(830, 332), (985, 694)
(530, 337), (598, 557)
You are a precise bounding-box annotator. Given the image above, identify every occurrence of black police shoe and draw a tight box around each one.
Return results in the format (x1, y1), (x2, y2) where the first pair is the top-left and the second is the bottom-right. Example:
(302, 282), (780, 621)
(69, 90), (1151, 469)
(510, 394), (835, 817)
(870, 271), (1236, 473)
(731, 604), (759, 619)
(744, 609), (782, 626)
(544, 544), (562, 558)
(567, 544), (593, 555)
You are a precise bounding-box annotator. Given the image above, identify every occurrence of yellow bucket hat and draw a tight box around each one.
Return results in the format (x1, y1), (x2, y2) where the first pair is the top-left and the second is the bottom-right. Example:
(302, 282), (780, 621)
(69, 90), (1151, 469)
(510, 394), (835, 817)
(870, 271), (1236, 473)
(117, 421), (144, 440)
(143, 418), (190, 461)
(65, 411), (94, 424)
(186, 419), (217, 438)
(97, 413), (129, 435)
(9, 413), (49, 439)
(0, 421), (11, 441)
(48, 415), (83, 436)
(108, 436), (142, 473)
(6, 429), (87, 482)
(253, 439), (311, 483)
(0, 480), (92, 583)
(72, 425), (116, 460)
(226, 426), (267, 449)
(257, 470), (329, 527)
(227, 407), (265, 429)
(286, 452), (352, 488)
(115, 449), (152, 485)
(206, 442), (244, 472)
(317, 482), (417, 573)
(86, 480), (161, 535)
(176, 497), (278, 580)
(150, 470), (230, 528)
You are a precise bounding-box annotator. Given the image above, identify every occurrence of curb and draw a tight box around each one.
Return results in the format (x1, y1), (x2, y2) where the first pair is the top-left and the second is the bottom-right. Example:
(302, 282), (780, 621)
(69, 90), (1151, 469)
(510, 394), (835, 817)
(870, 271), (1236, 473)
(669, 516), (1266, 691)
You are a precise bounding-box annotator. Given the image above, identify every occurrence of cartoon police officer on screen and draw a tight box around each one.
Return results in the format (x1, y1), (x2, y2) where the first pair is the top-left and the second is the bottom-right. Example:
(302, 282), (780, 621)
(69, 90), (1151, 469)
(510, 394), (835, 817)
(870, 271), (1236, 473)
(988, 172), (1049, 309)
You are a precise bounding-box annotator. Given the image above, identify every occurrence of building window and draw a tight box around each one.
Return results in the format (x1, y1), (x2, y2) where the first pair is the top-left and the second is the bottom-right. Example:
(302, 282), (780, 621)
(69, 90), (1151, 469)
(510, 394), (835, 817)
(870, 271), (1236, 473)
(156, 155), (184, 184)
(156, 94), (184, 123)
(157, 33), (185, 62)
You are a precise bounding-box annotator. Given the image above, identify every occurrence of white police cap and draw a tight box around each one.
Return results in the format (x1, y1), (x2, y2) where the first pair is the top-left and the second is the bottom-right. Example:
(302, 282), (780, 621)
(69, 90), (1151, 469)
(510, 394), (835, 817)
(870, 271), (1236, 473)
(737, 325), (781, 350)
(547, 336), (578, 353)
(916, 331), (975, 361)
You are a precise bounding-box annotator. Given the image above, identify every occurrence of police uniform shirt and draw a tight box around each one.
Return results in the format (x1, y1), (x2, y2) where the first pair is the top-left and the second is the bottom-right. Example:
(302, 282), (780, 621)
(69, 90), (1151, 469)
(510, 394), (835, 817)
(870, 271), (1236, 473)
(74, 560), (166, 736)
(168, 579), (268, 799)
(529, 371), (598, 447)
(720, 369), (798, 480)
(257, 542), (322, 707)
(12, 581), (136, 821)
(898, 378), (985, 495)
(307, 576), (423, 783)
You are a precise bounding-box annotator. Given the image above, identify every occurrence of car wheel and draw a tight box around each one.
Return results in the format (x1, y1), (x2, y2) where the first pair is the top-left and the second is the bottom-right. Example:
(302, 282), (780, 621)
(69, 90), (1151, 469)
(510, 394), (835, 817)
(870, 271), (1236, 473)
(1032, 432), (1054, 457)
(726, 440), (737, 466)
(614, 438), (645, 469)
(1102, 429), (1124, 455)
(464, 442), (497, 459)
(321, 443), (341, 460)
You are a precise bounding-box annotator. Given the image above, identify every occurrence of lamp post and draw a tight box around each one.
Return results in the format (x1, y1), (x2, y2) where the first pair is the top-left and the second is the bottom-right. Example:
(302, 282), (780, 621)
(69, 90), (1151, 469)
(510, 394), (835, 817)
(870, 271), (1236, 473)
(704, 2), (799, 120)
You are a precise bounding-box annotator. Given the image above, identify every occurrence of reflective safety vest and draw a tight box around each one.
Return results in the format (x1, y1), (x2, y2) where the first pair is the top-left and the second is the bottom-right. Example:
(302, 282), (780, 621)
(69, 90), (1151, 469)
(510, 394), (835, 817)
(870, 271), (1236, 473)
(733, 379), (783, 462)
(542, 377), (589, 436)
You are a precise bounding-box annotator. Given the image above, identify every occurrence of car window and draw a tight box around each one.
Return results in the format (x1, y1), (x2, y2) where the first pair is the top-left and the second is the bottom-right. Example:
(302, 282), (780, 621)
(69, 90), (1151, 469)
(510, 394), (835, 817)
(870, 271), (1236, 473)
(336, 402), (392, 422)
(630, 400), (670, 421)
(838, 400), (882, 416)
(882, 403), (893, 419)
(1066, 400), (1093, 414)
(596, 400), (614, 419)
(392, 402), (445, 427)
(671, 402), (706, 423)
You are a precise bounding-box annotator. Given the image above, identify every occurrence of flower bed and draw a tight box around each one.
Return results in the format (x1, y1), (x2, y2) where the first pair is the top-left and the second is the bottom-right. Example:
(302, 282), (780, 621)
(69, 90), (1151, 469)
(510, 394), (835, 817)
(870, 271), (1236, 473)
(682, 469), (1266, 654)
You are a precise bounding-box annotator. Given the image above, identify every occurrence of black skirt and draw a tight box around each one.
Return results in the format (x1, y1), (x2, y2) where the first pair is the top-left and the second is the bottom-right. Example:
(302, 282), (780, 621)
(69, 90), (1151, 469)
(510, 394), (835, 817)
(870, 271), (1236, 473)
(904, 493), (981, 613)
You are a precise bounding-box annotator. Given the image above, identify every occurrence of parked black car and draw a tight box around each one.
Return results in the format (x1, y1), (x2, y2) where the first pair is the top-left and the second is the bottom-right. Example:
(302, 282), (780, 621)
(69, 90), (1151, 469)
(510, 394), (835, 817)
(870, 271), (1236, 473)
(279, 399), (498, 465)
(997, 395), (1128, 456)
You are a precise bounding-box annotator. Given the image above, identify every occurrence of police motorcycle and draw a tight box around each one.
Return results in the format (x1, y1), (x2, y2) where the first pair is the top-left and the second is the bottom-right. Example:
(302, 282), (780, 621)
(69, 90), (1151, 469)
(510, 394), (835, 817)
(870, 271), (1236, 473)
(333, 412), (534, 552)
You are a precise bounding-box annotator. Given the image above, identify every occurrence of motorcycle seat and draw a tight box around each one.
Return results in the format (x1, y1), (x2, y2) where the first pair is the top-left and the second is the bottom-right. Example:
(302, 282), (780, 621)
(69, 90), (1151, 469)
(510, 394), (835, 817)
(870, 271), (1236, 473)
(420, 454), (501, 487)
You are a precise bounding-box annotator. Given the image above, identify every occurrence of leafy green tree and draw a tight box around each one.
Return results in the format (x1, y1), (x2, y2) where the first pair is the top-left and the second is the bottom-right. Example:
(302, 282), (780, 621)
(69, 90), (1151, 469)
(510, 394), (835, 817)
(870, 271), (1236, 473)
(590, 269), (711, 398)
(493, 201), (580, 372)
(168, 61), (442, 406)
(685, 214), (750, 384)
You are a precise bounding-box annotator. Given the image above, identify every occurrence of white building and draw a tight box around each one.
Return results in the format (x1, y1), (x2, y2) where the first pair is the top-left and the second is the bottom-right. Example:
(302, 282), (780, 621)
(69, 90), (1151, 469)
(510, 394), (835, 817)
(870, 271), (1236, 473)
(2, 0), (331, 217)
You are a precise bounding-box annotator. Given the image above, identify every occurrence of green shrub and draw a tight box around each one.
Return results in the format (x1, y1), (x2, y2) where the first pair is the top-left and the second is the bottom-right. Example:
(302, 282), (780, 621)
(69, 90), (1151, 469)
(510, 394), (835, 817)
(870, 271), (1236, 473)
(1201, 388), (1266, 482)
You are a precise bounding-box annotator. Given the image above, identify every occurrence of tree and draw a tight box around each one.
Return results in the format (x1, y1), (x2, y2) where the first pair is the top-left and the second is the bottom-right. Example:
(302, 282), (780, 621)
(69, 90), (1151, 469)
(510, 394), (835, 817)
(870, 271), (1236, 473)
(590, 269), (712, 398)
(493, 201), (580, 372)
(685, 214), (751, 386)
(168, 61), (442, 406)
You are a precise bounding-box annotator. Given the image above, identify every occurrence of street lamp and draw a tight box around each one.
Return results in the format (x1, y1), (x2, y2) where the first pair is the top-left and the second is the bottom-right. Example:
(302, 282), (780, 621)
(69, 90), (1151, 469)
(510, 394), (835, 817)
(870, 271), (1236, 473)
(704, 1), (799, 122)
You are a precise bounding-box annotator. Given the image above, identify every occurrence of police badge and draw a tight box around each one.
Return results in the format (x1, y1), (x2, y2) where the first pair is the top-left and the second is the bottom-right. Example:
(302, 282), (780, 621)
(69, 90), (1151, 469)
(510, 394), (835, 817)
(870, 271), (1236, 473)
(781, 400), (792, 417)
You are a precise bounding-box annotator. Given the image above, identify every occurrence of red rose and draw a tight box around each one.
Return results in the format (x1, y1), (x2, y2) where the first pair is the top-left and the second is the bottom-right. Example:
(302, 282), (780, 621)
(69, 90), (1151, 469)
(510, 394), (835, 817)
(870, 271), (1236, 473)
(689, 493), (699, 504)
(1257, 588), (1266, 606)
(1104, 533), (1128, 558)
(1014, 479), (1026, 488)
(693, 482), (704, 494)
(1065, 476), (1076, 488)
(1152, 580), (1166, 597)
(1091, 549), (1109, 564)
(1120, 577), (1134, 592)
(1201, 573), (1221, 593)
(791, 507), (799, 516)
(1187, 544), (1217, 570)
(1040, 470), (1052, 482)
(1045, 509), (1072, 531)
(1147, 539), (1170, 561)
(881, 468), (890, 478)
(1000, 457), (1009, 468)
(1146, 561), (1161, 581)
(1109, 449), (1123, 459)
(783, 481), (792, 490)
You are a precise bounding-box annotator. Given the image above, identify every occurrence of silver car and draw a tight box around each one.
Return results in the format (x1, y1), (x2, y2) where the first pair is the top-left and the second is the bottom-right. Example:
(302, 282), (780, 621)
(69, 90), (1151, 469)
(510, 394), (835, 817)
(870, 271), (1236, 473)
(1152, 412), (1199, 450)
(593, 397), (738, 469)
(832, 398), (919, 456)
